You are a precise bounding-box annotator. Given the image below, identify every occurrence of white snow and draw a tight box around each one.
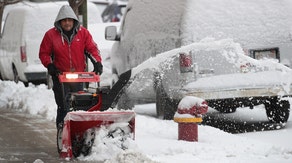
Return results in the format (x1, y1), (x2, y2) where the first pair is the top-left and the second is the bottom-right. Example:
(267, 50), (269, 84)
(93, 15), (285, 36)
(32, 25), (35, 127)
(177, 96), (206, 110)
(1, 0), (292, 162)
(1, 66), (292, 163)
(183, 0), (292, 48)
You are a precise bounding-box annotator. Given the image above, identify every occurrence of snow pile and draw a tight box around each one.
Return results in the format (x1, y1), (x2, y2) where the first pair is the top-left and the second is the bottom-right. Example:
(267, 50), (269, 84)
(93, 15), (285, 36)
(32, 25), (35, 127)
(0, 78), (292, 162)
(80, 124), (138, 162)
(135, 113), (292, 163)
(0, 81), (56, 121)
(177, 96), (206, 110)
(105, 150), (158, 163)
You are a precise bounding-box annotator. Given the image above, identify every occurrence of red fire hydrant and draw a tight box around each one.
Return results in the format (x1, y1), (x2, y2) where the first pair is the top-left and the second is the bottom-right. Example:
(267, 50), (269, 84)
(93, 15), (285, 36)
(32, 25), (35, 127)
(174, 96), (208, 142)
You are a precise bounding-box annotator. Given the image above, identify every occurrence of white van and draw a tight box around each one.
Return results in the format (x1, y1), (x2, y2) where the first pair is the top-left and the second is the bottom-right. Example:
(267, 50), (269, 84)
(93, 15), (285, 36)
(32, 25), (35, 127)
(0, 1), (102, 86)
(106, 0), (292, 121)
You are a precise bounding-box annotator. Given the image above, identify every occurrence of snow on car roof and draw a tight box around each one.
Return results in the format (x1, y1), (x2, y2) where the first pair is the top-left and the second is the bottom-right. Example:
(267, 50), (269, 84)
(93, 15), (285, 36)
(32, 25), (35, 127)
(130, 38), (292, 95)
(183, 0), (292, 48)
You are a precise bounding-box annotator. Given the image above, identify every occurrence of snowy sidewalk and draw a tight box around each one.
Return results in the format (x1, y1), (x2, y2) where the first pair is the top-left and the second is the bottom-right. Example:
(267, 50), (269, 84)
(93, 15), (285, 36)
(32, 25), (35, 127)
(0, 109), (57, 162)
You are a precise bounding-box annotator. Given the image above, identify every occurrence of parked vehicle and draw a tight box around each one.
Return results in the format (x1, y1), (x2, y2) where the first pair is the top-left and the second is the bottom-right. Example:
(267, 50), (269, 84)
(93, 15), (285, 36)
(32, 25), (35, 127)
(89, 0), (127, 22)
(101, 0), (127, 22)
(244, 47), (291, 66)
(0, 1), (102, 86)
(105, 0), (292, 122)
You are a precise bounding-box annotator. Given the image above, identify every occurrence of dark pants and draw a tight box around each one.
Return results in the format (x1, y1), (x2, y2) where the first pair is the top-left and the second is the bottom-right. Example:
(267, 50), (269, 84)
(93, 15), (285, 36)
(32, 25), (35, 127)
(52, 75), (84, 128)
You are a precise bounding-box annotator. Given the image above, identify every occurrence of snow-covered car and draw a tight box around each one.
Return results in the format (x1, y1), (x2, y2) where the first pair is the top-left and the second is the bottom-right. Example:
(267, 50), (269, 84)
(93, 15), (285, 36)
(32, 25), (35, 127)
(121, 38), (292, 123)
(0, 1), (102, 86)
(89, 0), (127, 22)
(101, 1), (127, 22)
(105, 0), (292, 121)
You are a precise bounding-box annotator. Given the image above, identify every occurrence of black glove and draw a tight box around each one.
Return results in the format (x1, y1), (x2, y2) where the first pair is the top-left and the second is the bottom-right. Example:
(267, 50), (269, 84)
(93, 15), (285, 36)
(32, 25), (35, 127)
(47, 63), (59, 76)
(93, 62), (103, 75)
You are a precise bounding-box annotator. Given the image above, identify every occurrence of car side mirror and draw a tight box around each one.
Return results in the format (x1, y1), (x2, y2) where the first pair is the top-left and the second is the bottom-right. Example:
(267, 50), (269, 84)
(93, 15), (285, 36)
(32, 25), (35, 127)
(105, 26), (120, 41)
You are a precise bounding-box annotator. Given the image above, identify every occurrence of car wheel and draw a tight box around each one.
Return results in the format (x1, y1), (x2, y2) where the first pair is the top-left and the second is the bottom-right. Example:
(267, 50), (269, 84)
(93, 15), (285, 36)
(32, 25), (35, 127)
(0, 71), (3, 80)
(12, 65), (19, 84)
(155, 82), (178, 120)
(12, 65), (28, 87)
(156, 84), (166, 119)
(23, 82), (29, 87)
(265, 97), (290, 123)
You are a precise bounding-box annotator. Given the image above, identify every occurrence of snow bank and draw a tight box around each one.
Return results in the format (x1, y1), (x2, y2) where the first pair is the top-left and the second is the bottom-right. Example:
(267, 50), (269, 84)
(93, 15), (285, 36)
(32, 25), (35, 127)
(0, 77), (292, 162)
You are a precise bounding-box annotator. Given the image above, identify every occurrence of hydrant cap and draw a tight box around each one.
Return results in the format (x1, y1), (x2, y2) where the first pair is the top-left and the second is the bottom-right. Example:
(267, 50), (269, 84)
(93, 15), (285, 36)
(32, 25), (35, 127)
(177, 96), (208, 115)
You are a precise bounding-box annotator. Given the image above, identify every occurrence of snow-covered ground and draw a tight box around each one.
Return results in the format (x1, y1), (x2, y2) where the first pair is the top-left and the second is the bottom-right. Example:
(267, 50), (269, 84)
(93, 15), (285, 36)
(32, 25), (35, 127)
(1, 0), (292, 162)
(0, 79), (292, 163)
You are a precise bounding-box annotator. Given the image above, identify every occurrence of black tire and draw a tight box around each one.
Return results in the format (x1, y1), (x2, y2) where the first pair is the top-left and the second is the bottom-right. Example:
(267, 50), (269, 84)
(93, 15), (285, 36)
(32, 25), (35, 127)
(155, 83), (178, 120)
(12, 65), (19, 84)
(58, 129), (92, 158)
(81, 129), (96, 156)
(156, 85), (166, 119)
(265, 97), (290, 123)
(12, 65), (29, 87)
(72, 137), (82, 158)
(23, 82), (29, 87)
(0, 71), (3, 81)
(164, 98), (179, 120)
(56, 127), (63, 154)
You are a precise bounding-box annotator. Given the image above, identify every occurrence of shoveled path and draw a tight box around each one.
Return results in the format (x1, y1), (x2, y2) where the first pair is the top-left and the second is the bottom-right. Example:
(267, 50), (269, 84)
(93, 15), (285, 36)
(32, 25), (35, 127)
(0, 109), (60, 162)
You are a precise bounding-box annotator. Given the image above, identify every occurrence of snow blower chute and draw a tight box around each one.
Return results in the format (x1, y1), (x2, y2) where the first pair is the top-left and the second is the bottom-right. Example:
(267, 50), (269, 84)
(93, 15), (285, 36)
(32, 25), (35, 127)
(56, 72), (135, 159)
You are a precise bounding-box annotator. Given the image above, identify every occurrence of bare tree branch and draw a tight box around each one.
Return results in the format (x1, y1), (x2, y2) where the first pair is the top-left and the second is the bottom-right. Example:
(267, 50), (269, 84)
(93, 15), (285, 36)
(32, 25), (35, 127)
(4, 0), (22, 5)
(68, 0), (86, 16)
(0, 0), (21, 6)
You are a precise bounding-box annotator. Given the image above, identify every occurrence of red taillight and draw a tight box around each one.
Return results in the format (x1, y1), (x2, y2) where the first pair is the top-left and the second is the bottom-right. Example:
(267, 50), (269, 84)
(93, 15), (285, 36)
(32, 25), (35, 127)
(20, 46), (27, 62)
(111, 17), (120, 22)
(179, 52), (193, 73)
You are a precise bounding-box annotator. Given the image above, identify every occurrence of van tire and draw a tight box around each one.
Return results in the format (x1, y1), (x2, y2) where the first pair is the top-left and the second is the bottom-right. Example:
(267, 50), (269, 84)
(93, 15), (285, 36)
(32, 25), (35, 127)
(265, 97), (290, 123)
(13, 65), (29, 87)
(12, 65), (19, 84)
(23, 82), (29, 87)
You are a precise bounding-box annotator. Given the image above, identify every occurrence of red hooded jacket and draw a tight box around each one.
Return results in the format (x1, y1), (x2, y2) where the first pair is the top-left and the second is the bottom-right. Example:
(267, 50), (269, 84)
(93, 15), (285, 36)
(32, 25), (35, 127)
(39, 5), (101, 72)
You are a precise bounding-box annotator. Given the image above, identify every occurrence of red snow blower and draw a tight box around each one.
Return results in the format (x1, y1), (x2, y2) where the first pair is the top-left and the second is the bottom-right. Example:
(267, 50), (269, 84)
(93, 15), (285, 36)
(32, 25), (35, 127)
(56, 72), (135, 159)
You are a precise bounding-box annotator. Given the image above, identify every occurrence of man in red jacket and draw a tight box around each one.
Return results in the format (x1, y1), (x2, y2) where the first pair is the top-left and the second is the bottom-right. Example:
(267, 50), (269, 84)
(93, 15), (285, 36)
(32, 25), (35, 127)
(39, 5), (102, 128)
